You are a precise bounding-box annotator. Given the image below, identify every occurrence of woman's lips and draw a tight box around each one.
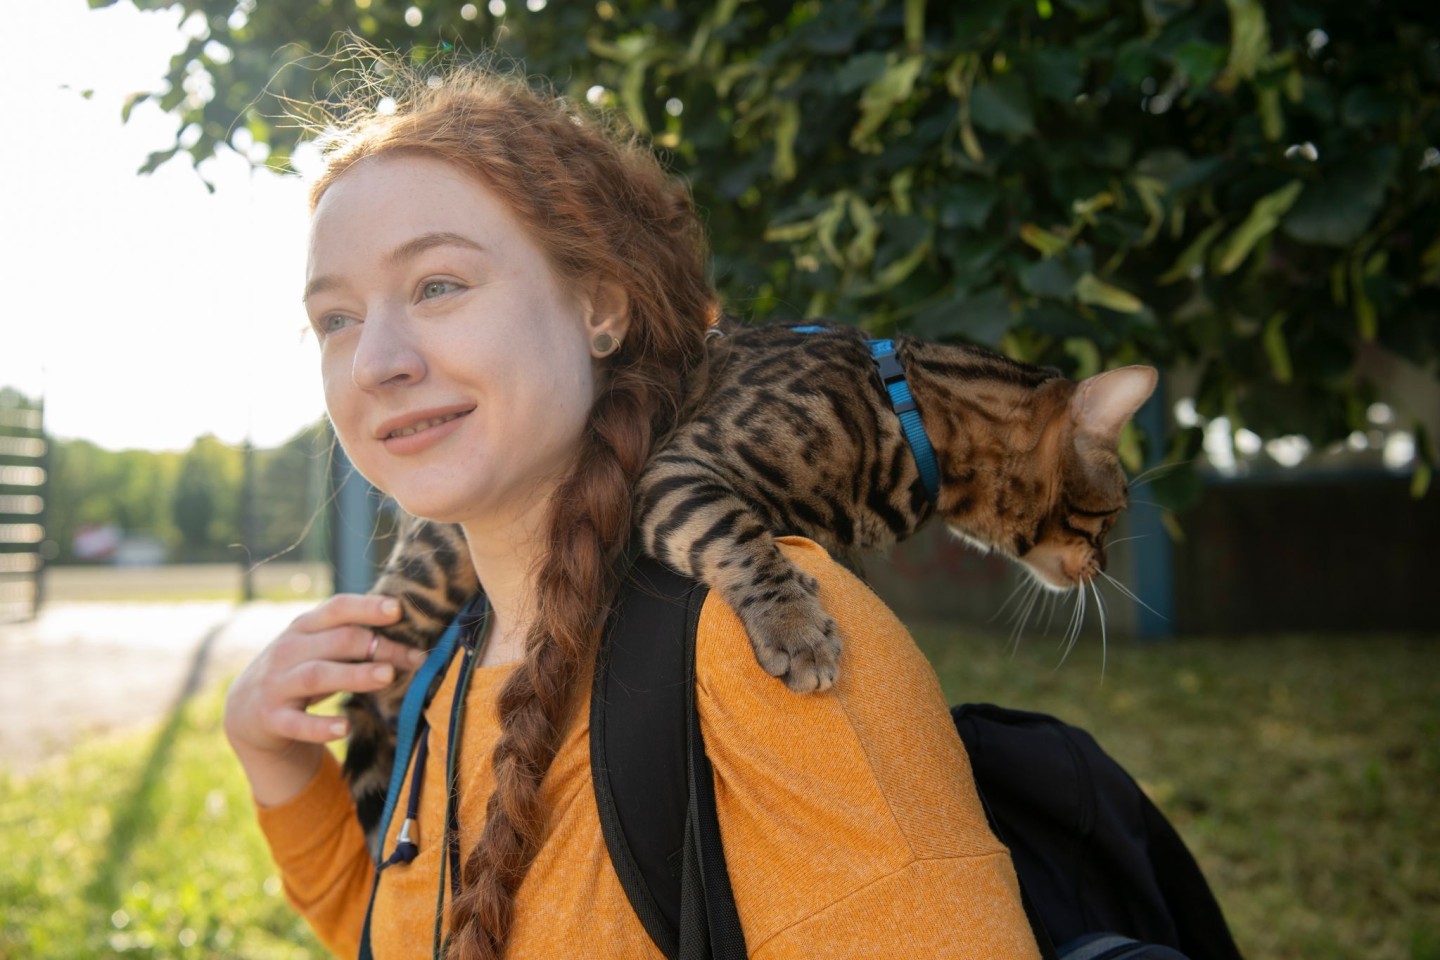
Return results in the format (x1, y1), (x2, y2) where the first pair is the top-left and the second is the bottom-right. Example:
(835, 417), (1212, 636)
(380, 410), (471, 455)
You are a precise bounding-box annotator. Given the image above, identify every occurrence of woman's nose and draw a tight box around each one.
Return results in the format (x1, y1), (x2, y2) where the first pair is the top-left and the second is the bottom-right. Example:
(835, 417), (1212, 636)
(351, 308), (426, 390)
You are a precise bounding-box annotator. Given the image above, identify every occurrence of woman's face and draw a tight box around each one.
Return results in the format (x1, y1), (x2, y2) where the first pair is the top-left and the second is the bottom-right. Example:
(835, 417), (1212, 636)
(304, 153), (627, 534)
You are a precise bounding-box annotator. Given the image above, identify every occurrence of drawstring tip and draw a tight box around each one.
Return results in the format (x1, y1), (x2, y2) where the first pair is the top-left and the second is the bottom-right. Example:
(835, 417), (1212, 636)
(380, 819), (420, 869)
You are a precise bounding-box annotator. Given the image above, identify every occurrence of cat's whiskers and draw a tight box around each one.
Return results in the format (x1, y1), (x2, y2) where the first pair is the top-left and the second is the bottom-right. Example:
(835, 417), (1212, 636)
(1099, 570), (1168, 623)
(1041, 589), (1061, 635)
(1127, 458), (1196, 491)
(1090, 578), (1109, 681)
(1007, 578), (1046, 652)
(992, 575), (1036, 626)
(1056, 585), (1086, 669)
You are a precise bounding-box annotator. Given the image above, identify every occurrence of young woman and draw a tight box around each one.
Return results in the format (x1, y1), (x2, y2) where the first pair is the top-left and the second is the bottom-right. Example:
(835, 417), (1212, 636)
(223, 62), (1041, 960)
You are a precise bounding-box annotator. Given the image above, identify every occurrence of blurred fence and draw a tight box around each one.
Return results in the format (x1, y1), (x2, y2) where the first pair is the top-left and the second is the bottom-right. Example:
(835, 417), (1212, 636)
(0, 391), (46, 622)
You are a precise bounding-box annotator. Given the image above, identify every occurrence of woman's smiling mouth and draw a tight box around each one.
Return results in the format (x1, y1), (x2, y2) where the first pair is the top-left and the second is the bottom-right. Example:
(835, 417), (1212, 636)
(376, 407), (475, 454)
(387, 411), (466, 439)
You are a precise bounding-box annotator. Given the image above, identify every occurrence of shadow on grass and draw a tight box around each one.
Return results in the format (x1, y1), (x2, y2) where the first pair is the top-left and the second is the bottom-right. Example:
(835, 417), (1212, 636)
(81, 613), (236, 907)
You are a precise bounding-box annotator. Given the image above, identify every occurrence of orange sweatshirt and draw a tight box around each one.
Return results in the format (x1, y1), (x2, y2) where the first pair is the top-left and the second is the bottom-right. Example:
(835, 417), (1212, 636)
(256, 539), (1041, 959)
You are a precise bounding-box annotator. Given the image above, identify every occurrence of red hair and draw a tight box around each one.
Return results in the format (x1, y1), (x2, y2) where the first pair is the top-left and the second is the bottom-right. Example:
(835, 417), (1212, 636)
(310, 59), (716, 958)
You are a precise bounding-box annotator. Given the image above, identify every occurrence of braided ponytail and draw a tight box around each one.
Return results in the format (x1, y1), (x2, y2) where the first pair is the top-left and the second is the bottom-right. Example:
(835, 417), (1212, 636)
(307, 51), (714, 958)
(447, 367), (663, 958)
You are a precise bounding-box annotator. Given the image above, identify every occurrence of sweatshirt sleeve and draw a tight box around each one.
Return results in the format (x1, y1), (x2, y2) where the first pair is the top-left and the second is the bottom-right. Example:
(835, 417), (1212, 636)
(254, 748), (374, 959)
(695, 537), (1041, 960)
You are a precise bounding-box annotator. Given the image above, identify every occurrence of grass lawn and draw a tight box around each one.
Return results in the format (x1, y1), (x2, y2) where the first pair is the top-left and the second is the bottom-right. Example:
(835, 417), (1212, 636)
(0, 628), (1434, 959)
(915, 626), (1440, 960)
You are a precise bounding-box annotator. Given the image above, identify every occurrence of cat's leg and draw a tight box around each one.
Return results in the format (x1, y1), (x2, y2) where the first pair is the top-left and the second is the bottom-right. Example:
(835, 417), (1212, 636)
(639, 467), (842, 692)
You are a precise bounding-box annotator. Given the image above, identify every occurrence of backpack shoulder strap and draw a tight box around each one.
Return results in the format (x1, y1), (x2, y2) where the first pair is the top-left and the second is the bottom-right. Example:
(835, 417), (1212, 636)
(589, 556), (745, 960)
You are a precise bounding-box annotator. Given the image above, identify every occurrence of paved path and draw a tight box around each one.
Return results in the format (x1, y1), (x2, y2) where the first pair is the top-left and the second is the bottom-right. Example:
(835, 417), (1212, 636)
(0, 601), (312, 774)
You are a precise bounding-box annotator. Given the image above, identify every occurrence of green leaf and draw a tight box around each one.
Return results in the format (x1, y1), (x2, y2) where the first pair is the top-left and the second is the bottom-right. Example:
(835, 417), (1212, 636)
(1340, 86), (1407, 128)
(1063, 337), (1102, 379)
(833, 52), (888, 93)
(1075, 272), (1144, 312)
(1171, 40), (1227, 87)
(771, 99), (800, 182)
(969, 75), (1034, 137)
(1220, 0), (1270, 88)
(1262, 312), (1292, 383)
(762, 220), (817, 243)
(121, 91), (151, 123)
(1158, 220), (1226, 284)
(852, 54), (926, 149)
(1131, 175), (1166, 244)
(1030, 48), (1083, 103)
(846, 195), (880, 266)
(912, 286), (1013, 346)
(939, 181), (999, 229)
(1213, 180), (1303, 275)
(1412, 425), (1435, 498)
(905, 0), (925, 50)
(1019, 250), (1088, 298)
(1020, 223), (1071, 257)
(1350, 254), (1378, 341)
(1283, 147), (1397, 247)
(815, 193), (849, 267)
(1412, 459), (1432, 499)
(1115, 38), (1153, 85)
(1258, 86), (1283, 142)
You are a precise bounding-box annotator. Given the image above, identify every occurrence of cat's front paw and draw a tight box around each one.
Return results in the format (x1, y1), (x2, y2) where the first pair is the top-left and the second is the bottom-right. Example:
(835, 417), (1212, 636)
(745, 592), (843, 693)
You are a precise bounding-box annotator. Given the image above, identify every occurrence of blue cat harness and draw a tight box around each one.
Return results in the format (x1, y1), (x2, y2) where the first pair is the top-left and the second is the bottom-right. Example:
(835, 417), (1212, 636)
(790, 325), (940, 503)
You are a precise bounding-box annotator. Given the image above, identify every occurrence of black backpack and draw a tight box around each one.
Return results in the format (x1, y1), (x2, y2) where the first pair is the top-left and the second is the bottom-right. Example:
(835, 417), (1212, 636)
(590, 557), (1245, 960)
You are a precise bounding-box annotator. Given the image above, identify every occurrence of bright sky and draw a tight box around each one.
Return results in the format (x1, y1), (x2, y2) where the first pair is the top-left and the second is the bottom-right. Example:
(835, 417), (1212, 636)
(3, 0), (325, 452)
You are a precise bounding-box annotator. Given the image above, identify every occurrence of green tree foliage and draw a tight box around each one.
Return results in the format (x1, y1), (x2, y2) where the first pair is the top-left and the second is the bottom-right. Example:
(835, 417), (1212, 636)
(46, 439), (184, 562)
(94, 0), (1440, 496)
(172, 434), (241, 560)
(41, 425), (329, 564)
(252, 422), (332, 562)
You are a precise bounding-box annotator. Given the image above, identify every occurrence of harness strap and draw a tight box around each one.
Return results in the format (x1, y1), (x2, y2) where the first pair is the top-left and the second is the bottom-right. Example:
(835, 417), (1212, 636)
(868, 337), (941, 502)
(358, 594), (483, 960)
(790, 324), (941, 503)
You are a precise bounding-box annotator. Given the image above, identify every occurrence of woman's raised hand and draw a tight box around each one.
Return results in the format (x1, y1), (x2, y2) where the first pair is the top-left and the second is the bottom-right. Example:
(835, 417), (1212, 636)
(223, 594), (424, 806)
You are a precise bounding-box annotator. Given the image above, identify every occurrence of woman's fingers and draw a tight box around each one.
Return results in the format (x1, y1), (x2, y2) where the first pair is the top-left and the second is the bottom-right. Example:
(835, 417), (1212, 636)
(315, 624), (428, 669)
(285, 657), (400, 701)
(275, 595), (425, 671)
(289, 593), (403, 634)
(269, 705), (354, 744)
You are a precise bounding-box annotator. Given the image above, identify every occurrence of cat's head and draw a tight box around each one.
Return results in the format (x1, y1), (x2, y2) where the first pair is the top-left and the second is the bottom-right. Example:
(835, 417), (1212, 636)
(943, 365), (1158, 591)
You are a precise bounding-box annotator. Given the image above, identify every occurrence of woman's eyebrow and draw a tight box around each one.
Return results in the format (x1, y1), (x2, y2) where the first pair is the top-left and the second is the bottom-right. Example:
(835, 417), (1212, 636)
(303, 231), (486, 302)
(387, 231), (486, 268)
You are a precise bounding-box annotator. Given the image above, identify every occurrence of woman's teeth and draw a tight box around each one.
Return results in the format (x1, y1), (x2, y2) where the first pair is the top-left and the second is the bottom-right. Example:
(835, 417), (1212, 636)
(389, 413), (462, 438)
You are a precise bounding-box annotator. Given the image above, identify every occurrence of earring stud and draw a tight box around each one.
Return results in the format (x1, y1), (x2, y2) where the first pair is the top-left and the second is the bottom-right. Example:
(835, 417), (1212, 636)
(592, 332), (619, 357)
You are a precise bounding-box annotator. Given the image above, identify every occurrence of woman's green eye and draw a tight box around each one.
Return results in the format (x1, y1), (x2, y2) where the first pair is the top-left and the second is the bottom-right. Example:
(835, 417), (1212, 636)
(422, 280), (457, 299)
(318, 315), (356, 335)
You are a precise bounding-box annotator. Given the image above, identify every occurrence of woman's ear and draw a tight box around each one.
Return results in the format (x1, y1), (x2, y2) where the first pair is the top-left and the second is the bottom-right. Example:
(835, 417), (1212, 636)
(584, 280), (631, 356)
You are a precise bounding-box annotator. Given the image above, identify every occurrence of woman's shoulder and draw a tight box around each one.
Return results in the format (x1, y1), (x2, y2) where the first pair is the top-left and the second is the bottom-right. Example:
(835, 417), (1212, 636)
(691, 538), (1030, 954)
(695, 535), (942, 713)
(694, 535), (1003, 858)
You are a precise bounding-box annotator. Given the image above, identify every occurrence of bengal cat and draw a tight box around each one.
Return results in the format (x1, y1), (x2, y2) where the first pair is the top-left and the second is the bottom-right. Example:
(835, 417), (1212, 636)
(343, 321), (1157, 839)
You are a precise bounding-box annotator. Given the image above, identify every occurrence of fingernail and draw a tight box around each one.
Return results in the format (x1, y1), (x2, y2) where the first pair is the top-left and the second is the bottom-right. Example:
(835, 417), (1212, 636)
(381, 598), (401, 616)
(409, 648), (427, 665)
(372, 664), (394, 683)
(331, 720), (348, 738)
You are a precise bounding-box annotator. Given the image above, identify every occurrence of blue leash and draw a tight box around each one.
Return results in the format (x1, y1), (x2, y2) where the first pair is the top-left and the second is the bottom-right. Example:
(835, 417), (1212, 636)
(791, 325), (941, 503)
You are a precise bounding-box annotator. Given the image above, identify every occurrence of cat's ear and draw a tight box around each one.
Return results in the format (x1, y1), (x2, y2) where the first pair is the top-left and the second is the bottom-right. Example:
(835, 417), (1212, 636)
(1071, 366), (1158, 445)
